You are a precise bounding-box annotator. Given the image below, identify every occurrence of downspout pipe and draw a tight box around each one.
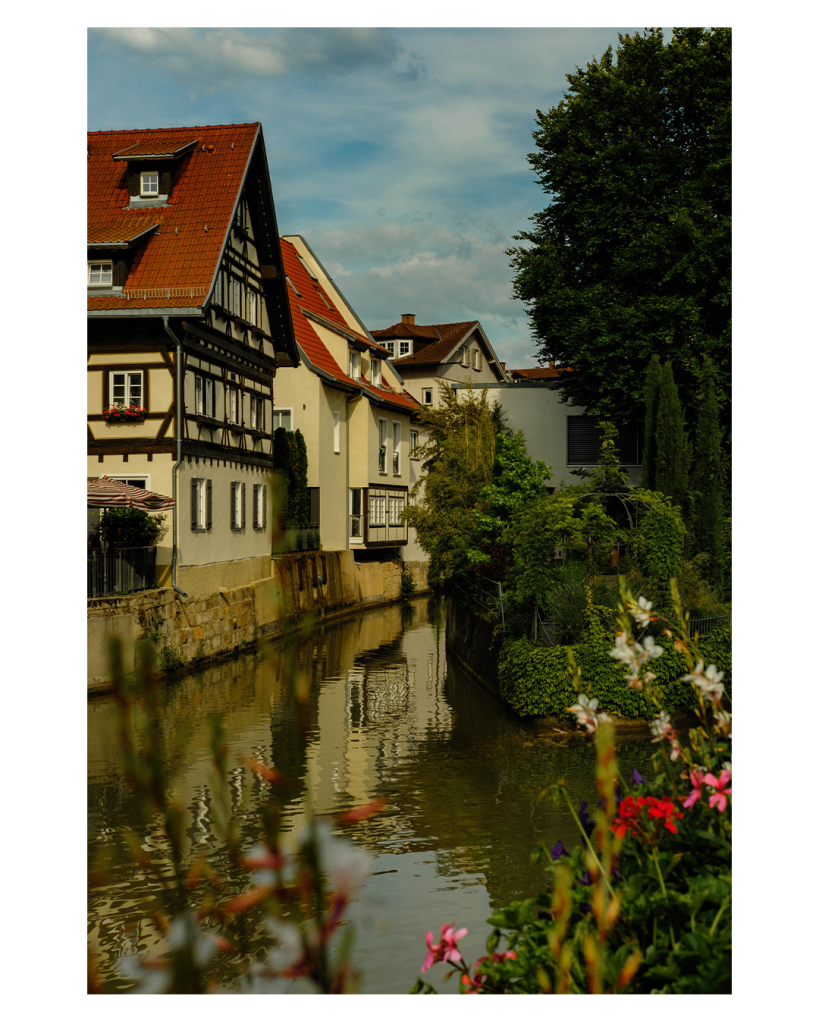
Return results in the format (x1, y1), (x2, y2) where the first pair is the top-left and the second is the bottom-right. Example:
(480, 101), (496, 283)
(162, 316), (188, 599)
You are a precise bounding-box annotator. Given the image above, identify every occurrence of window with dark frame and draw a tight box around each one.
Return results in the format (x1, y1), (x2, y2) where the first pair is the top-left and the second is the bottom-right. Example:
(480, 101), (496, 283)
(230, 481), (246, 530)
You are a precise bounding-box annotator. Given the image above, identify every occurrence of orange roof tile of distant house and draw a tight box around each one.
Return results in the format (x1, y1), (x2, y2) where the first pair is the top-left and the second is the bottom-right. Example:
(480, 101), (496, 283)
(509, 366), (565, 380)
(371, 319), (481, 366)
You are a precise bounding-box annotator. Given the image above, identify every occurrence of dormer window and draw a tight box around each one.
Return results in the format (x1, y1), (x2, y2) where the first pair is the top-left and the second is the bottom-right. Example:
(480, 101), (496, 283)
(349, 350), (361, 381)
(88, 261), (112, 287)
(140, 171), (159, 197)
(382, 341), (395, 357)
(371, 359), (381, 387)
(399, 340), (411, 357)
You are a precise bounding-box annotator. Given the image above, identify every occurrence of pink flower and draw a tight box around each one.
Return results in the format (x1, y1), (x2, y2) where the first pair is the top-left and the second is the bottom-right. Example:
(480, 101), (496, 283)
(682, 769), (707, 809)
(421, 923), (468, 972)
(703, 770), (732, 812)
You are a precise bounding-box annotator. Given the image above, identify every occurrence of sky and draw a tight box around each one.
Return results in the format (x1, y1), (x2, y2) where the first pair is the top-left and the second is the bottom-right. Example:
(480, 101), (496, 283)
(87, 26), (651, 369)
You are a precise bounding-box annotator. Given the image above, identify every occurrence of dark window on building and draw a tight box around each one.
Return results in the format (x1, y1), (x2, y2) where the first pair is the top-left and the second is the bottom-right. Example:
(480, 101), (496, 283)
(567, 416), (640, 466)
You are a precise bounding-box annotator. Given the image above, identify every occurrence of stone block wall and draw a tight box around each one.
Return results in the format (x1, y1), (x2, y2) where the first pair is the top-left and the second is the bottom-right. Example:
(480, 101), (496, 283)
(88, 553), (430, 690)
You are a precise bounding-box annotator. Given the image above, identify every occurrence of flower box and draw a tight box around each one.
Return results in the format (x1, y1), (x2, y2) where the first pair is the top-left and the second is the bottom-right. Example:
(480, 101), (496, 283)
(103, 404), (147, 423)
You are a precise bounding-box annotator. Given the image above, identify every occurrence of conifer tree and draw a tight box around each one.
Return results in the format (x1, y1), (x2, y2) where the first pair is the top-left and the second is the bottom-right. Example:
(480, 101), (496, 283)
(272, 427), (291, 524)
(690, 356), (725, 592)
(654, 360), (689, 511)
(288, 430), (309, 527)
(641, 355), (662, 490)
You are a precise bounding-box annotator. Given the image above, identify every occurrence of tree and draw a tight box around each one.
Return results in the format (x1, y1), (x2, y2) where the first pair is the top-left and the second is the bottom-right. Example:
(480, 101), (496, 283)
(508, 28), (731, 430)
(690, 355), (725, 592)
(654, 360), (690, 511)
(287, 429), (309, 527)
(641, 355), (662, 490)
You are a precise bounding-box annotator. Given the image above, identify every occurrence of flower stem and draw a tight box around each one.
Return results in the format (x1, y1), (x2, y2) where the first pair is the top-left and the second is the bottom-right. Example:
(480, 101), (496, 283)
(560, 787), (615, 900)
(708, 894), (731, 938)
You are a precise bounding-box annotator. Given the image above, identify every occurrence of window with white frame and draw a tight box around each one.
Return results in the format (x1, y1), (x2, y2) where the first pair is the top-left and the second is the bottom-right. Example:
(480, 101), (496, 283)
(460, 347), (469, 367)
(410, 429), (419, 458)
(112, 475), (149, 490)
(272, 409), (292, 431)
(333, 410), (341, 453)
(88, 261), (113, 287)
(392, 421), (401, 475)
(382, 341), (395, 357)
(227, 384), (240, 425)
(253, 483), (267, 530)
(250, 394), (265, 431)
(246, 290), (257, 326)
(398, 340), (411, 357)
(231, 278), (242, 317)
(110, 371), (143, 409)
(388, 495), (404, 526)
(349, 350), (361, 380)
(191, 478), (212, 531)
(230, 481), (246, 530)
(371, 358), (381, 387)
(195, 375), (215, 418)
(140, 171), (159, 196)
(473, 349), (482, 371)
(213, 272), (223, 307)
(369, 494), (386, 526)
(422, 388), (433, 405)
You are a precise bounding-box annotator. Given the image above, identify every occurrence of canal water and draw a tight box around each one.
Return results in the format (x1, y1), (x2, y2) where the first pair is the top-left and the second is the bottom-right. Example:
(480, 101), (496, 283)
(87, 596), (656, 994)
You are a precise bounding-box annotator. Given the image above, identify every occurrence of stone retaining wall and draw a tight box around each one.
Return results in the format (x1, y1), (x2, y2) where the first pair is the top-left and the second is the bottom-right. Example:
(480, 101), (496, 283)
(88, 553), (429, 691)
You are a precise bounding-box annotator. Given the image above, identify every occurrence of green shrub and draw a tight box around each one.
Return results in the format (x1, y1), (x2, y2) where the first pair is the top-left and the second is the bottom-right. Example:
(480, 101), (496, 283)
(498, 609), (731, 720)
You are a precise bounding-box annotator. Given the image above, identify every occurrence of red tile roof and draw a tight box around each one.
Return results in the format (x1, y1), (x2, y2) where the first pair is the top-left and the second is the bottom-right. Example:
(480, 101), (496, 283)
(280, 240), (419, 414)
(87, 123), (261, 311)
(371, 320), (481, 366)
(509, 366), (566, 380)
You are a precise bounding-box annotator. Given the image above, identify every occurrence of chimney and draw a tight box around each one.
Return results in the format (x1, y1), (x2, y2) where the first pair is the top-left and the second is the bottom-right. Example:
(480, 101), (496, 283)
(401, 313), (415, 325)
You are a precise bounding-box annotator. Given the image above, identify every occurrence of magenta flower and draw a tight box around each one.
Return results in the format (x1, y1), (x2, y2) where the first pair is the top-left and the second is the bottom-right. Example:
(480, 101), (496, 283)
(703, 770), (732, 812)
(421, 923), (468, 972)
(682, 769), (708, 809)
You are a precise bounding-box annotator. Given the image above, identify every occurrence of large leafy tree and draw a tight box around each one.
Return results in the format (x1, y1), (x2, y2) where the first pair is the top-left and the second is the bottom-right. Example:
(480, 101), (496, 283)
(508, 27), (731, 428)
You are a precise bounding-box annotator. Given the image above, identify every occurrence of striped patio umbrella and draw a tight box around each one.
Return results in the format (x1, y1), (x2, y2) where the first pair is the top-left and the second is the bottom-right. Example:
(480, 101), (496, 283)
(87, 476), (175, 511)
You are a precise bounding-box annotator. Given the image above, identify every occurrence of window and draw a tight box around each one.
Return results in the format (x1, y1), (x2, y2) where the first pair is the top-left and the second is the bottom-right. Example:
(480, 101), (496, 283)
(349, 350), (361, 381)
(460, 347), (469, 367)
(195, 375), (215, 418)
(333, 410), (341, 453)
(350, 488), (363, 539)
(88, 261), (112, 287)
(253, 483), (267, 530)
(392, 421), (401, 475)
(112, 475), (149, 489)
(191, 478), (212, 531)
(213, 272), (223, 307)
(382, 341), (395, 357)
(231, 278), (242, 318)
(388, 495), (404, 526)
(399, 340), (411, 357)
(250, 394), (265, 431)
(371, 358), (381, 387)
(226, 384), (240, 425)
(567, 416), (641, 466)
(422, 389), (433, 406)
(272, 409), (292, 431)
(473, 349), (482, 371)
(230, 481), (246, 530)
(140, 171), (159, 196)
(410, 429), (419, 458)
(369, 494), (386, 526)
(378, 418), (388, 474)
(246, 290), (257, 326)
(110, 371), (143, 408)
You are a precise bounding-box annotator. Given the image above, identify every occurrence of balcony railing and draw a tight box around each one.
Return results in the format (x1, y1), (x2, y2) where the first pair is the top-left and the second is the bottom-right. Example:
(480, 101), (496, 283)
(350, 514), (363, 538)
(378, 449), (387, 473)
(393, 452), (400, 474)
(87, 546), (158, 598)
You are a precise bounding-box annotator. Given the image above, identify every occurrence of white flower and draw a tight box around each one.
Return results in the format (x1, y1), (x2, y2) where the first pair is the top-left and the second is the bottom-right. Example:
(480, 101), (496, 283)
(567, 693), (609, 733)
(609, 633), (636, 665)
(714, 710), (732, 738)
(650, 711), (673, 742)
(631, 596), (655, 629)
(722, 760), (732, 773)
(305, 821), (373, 899)
(641, 636), (664, 660)
(263, 917), (304, 973)
(683, 661), (725, 702)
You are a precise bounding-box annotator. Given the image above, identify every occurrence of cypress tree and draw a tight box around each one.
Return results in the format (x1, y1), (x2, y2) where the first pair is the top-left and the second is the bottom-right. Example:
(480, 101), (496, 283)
(690, 356), (725, 592)
(641, 355), (662, 490)
(287, 430), (309, 527)
(654, 360), (690, 511)
(272, 427), (291, 525)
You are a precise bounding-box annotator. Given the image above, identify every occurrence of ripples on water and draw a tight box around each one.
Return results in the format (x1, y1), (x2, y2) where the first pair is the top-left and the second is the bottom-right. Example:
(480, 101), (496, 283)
(87, 596), (656, 994)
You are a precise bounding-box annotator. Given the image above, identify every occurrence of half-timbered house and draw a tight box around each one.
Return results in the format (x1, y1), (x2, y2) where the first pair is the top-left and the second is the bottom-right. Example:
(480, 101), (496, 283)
(87, 123), (298, 596)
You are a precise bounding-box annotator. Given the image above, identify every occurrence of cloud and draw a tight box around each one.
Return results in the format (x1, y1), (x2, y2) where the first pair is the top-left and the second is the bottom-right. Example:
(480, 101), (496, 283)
(89, 27), (419, 90)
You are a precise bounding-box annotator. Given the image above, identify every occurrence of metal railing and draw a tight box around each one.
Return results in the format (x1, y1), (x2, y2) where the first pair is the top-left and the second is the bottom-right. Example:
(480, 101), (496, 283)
(350, 514), (363, 538)
(393, 452), (400, 474)
(378, 449), (387, 473)
(687, 613), (731, 637)
(87, 546), (158, 598)
(453, 578), (505, 629)
(532, 607), (572, 647)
